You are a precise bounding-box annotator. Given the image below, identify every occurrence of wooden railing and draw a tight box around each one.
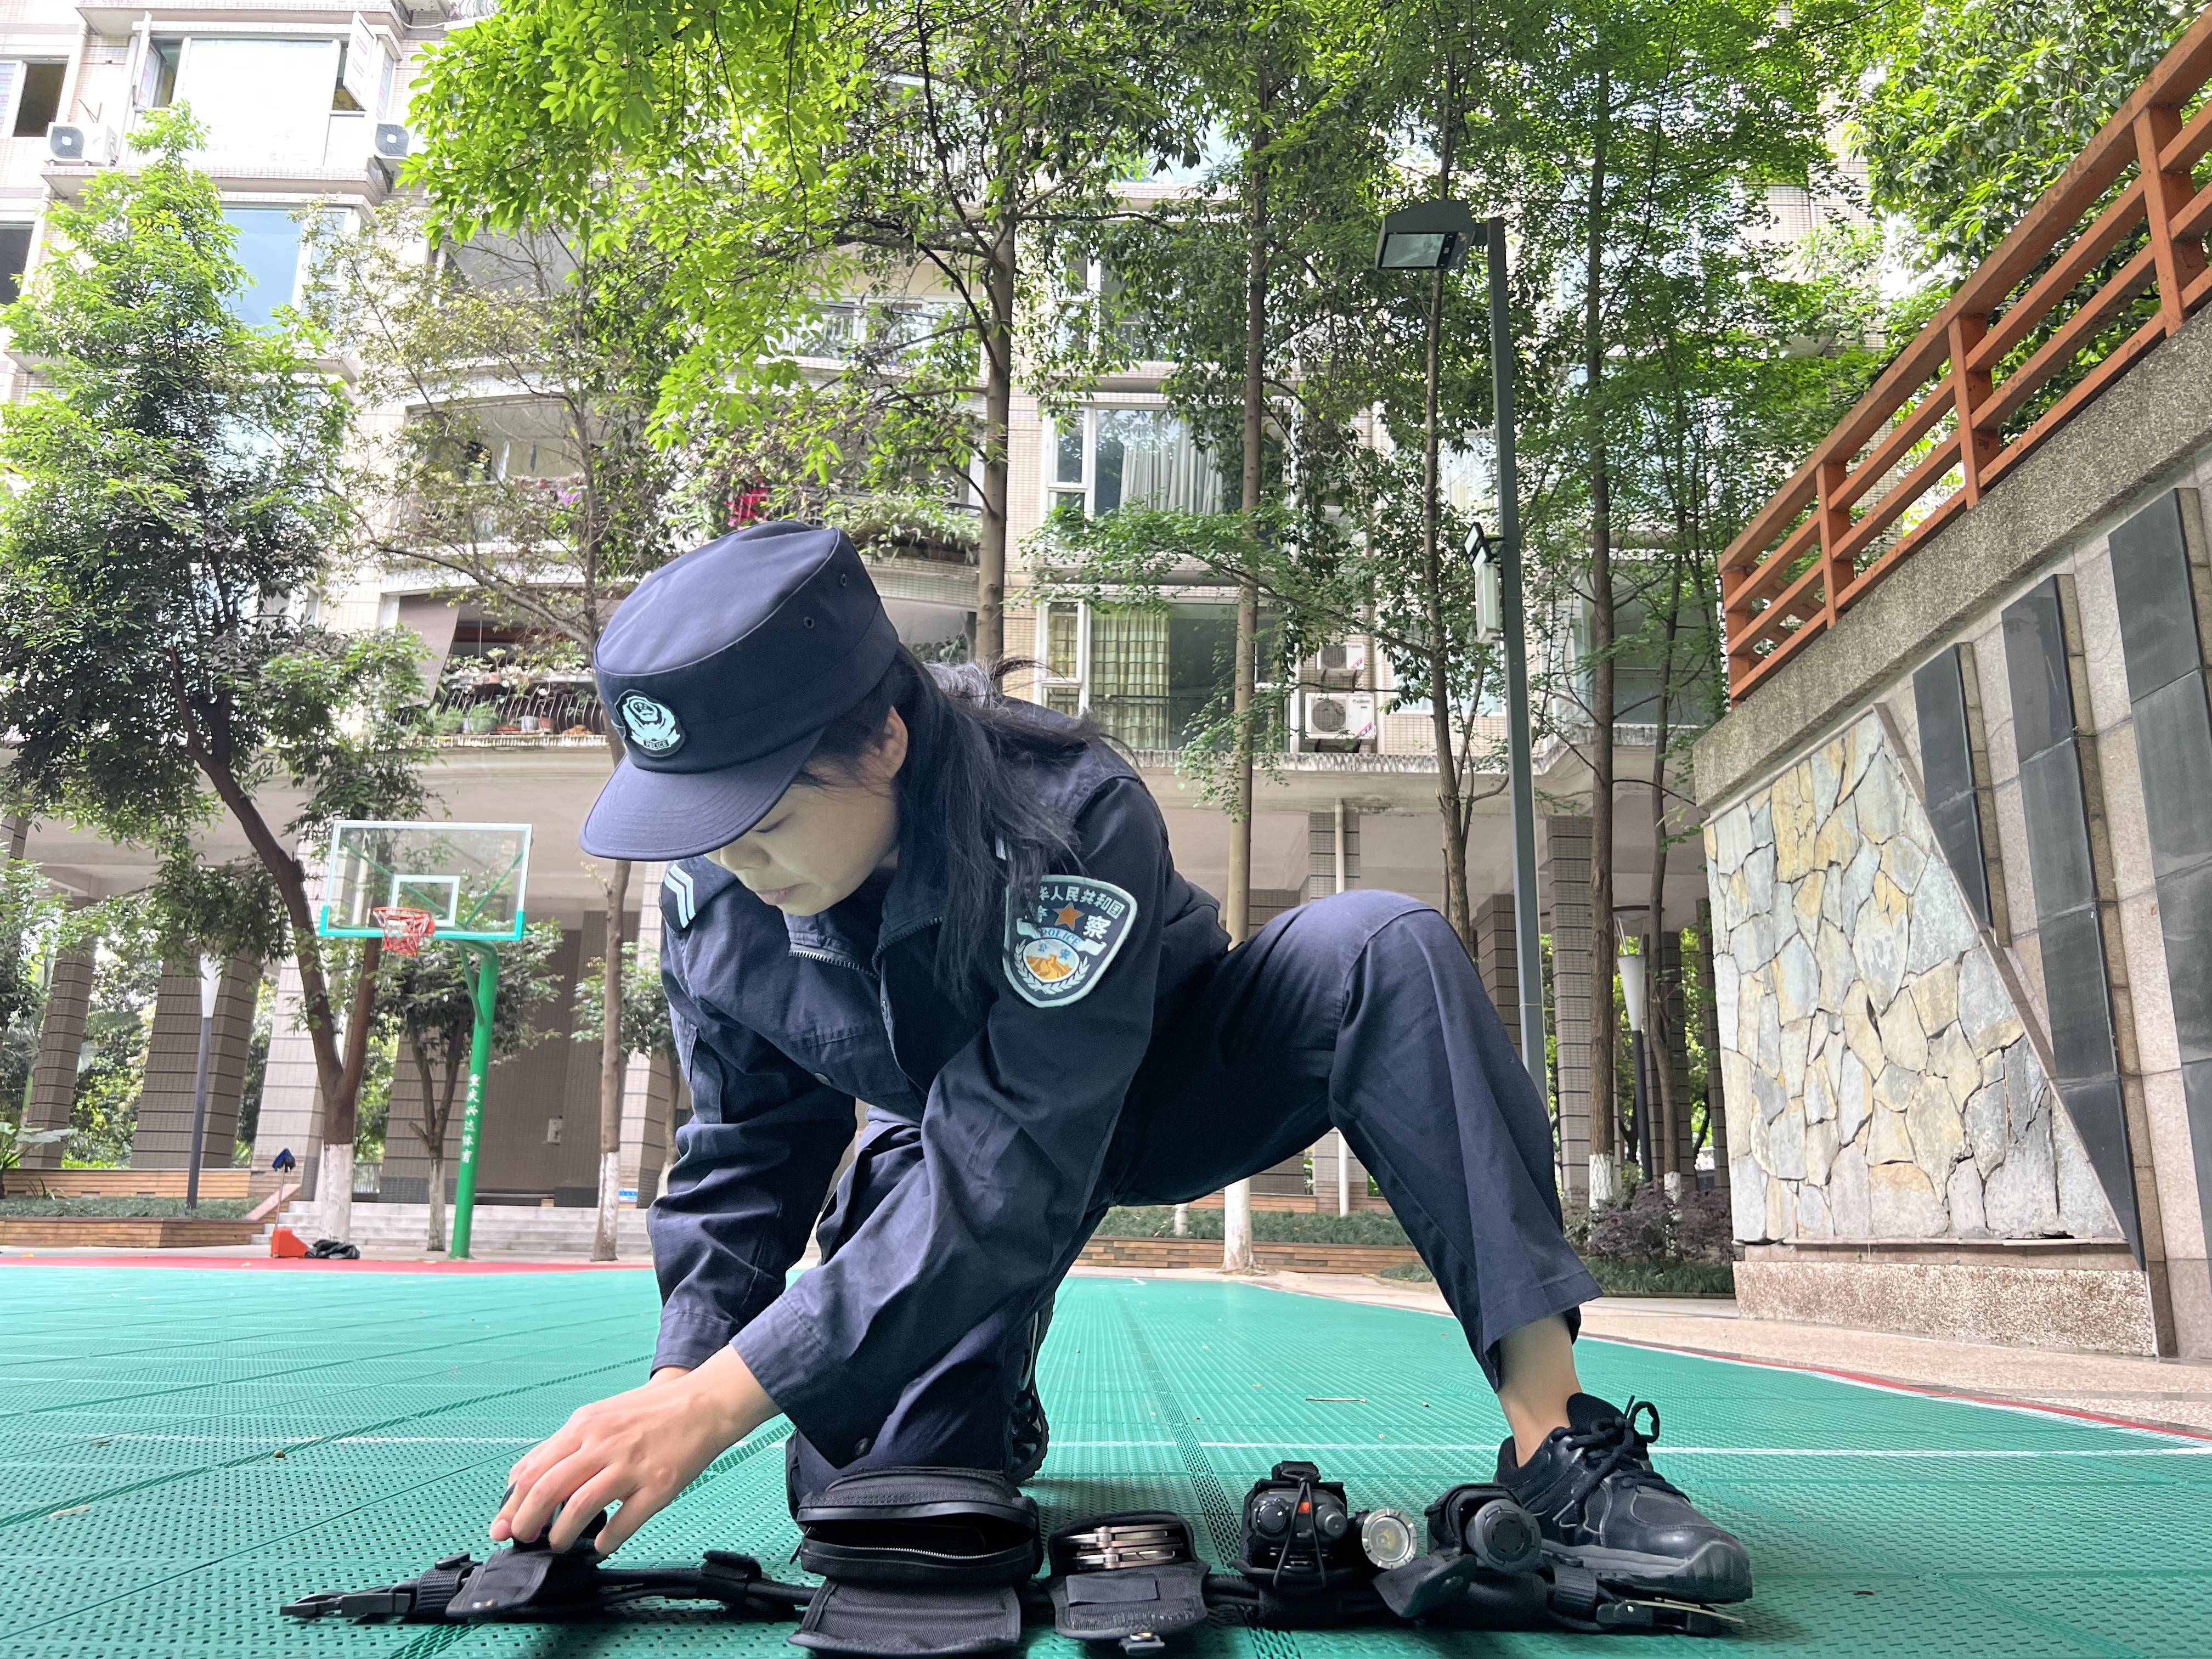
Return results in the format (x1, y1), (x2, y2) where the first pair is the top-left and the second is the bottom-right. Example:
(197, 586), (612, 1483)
(1721, 8), (2212, 699)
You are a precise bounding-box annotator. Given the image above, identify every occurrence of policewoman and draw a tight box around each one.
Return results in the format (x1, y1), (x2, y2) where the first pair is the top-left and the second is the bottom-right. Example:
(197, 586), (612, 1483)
(492, 523), (1751, 1606)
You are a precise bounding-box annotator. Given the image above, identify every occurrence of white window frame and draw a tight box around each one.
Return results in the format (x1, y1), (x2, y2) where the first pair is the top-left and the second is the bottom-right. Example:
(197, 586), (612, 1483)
(1036, 599), (1090, 714)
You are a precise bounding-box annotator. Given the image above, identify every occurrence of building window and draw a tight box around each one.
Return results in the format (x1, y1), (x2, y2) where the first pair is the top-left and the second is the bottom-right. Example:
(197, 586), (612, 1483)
(168, 38), (343, 166)
(224, 209), (304, 328)
(1040, 602), (1085, 716)
(1033, 600), (1239, 751)
(12, 61), (65, 138)
(1045, 408), (1222, 518)
(0, 223), (30, 306)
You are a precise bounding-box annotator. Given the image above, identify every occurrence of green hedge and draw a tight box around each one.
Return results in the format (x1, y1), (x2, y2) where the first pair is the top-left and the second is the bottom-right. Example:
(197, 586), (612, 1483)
(1095, 1205), (1414, 1246)
(0, 1197), (255, 1220)
(1376, 1256), (1735, 1296)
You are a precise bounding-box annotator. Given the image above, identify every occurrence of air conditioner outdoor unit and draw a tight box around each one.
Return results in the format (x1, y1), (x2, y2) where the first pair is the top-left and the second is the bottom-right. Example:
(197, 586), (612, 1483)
(48, 125), (119, 165)
(374, 123), (411, 161)
(1316, 640), (1368, 675)
(1304, 692), (1376, 742)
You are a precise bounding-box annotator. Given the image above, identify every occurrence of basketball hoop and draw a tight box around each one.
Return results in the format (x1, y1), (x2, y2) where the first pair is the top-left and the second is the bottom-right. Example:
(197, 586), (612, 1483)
(370, 906), (438, 957)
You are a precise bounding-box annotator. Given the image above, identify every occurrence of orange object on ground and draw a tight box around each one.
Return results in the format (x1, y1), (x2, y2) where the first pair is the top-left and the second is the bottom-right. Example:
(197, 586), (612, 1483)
(268, 1227), (309, 1258)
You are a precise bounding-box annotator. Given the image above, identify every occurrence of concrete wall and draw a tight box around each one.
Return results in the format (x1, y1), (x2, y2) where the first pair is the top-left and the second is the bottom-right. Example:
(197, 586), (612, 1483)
(1695, 306), (2212, 1357)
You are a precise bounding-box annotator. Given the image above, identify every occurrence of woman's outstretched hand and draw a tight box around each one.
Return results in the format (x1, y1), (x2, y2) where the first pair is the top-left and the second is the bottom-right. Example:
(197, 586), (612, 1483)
(492, 1346), (778, 1555)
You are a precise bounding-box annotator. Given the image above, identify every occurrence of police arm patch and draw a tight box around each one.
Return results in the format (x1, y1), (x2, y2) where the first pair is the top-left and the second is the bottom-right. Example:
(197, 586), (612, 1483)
(1005, 876), (1140, 1008)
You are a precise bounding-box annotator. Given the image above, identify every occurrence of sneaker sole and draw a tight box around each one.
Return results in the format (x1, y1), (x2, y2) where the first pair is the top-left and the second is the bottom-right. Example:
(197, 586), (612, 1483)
(1543, 1538), (1753, 1604)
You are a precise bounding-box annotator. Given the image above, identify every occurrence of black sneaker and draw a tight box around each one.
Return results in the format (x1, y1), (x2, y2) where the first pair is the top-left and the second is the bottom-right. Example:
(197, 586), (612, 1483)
(1496, 1392), (1751, 1604)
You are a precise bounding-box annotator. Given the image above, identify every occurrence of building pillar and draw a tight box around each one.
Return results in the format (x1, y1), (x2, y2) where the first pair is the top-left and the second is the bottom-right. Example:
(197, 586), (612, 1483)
(1695, 898), (1729, 1197)
(1310, 1131), (1377, 1213)
(1546, 817), (1594, 1206)
(618, 864), (668, 1205)
(129, 956), (259, 1169)
(19, 936), (94, 1171)
(250, 954), (326, 1195)
(1474, 893), (1522, 1065)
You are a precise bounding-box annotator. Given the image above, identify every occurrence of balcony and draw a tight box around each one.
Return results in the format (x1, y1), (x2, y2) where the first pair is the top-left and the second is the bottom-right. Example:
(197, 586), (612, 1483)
(433, 667), (607, 745)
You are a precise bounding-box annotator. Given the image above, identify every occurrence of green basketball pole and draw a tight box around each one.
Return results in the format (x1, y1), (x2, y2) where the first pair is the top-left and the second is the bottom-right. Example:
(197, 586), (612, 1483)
(449, 943), (500, 1261)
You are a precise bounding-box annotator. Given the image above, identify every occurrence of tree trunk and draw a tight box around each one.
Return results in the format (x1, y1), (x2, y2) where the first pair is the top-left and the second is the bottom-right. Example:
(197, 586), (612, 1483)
(595, 860), (631, 1261)
(415, 1042), (452, 1251)
(1583, 68), (1620, 1210)
(975, 202), (1017, 666)
(318, 939), (383, 1242)
(1647, 556), (1685, 1197)
(1421, 67), (1472, 953)
(1420, 259), (1471, 952)
(1221, 93), (1273, 1280)
(427, 1151), (448, 1252)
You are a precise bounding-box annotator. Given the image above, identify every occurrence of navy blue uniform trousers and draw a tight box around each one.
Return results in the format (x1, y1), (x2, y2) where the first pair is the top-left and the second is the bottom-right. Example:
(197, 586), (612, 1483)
(788, 890), (1600, 1497)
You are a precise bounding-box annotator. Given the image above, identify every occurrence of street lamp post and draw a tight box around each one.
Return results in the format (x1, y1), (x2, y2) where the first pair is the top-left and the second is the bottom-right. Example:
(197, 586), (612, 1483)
(184, 955), (222, 1212)
(1374, 203), (1546, 1095)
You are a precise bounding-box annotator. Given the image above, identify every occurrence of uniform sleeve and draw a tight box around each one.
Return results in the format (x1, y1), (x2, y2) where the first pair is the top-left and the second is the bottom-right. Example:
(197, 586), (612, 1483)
(731, 776), (1167, 1458)
(648, 951), (859, 1374)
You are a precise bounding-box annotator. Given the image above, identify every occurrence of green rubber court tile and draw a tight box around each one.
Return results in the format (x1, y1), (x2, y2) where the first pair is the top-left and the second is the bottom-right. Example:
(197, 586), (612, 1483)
(1, 1266), (2205, 1658)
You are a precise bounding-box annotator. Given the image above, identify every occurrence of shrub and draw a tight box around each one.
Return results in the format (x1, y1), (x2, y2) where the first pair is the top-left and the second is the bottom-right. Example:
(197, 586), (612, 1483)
(1095, 1205), (1413, 1246)
(0, 1196), (253, 1219)
(1376, 1255), (1734, 1296)
(1585, 1184), (1733, 1266)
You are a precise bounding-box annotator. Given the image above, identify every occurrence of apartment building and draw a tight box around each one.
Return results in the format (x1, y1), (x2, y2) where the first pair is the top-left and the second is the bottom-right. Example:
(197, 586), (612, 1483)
(4, 0), (1709, 1224)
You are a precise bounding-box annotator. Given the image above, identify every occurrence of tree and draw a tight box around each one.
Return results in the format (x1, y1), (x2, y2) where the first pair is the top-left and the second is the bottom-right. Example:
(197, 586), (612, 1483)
(374, 924), (562, 1250)
(1500, 0), (1842, 1204)
(318, 198), (697, 1259)
(411, 0), (1197, 663)
(0, 111), (434, 1238)
(1850, 0), (2194, 273)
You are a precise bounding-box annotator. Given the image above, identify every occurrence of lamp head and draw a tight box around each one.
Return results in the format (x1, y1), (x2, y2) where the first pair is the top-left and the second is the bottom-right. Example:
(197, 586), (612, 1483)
(1375, 200), (1483, 272)
(1616, 948), (1646, 1034)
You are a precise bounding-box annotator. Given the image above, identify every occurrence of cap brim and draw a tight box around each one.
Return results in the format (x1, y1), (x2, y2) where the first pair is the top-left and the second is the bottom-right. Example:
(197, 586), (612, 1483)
(580, 729), (819, 861)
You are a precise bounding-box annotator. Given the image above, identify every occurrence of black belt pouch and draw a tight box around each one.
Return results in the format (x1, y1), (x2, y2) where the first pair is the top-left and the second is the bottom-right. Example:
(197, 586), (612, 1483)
(792, 1466), (1042, 1657)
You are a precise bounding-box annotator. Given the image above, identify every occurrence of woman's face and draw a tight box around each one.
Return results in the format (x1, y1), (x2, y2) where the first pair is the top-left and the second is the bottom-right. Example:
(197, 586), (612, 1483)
(708, 709), (907, 916)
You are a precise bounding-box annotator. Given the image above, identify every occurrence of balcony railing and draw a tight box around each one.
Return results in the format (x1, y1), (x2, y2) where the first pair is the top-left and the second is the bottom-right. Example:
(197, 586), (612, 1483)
(1719, 9), (2212, 700)
(435, 669), (605, 738)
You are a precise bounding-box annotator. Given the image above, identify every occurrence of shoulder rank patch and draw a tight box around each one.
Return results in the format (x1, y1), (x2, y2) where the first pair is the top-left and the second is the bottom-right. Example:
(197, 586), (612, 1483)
(1006, 875), (1139, 1008)
(664, 863), (698, 929)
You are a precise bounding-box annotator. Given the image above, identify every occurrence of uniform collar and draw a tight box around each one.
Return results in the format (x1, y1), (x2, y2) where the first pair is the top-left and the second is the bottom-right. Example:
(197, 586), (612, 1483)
(781, 823), (945, 966)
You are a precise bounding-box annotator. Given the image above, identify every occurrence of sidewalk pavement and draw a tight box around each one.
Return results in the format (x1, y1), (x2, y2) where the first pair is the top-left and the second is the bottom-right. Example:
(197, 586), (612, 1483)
(1135, 1265), (2212, 1438)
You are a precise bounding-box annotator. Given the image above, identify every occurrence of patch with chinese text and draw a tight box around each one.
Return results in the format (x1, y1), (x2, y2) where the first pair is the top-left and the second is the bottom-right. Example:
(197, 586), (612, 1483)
(1005, 876), (1139, 1008)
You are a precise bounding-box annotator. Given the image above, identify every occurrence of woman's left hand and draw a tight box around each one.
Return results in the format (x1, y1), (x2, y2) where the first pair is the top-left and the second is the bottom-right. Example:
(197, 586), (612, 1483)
(494, 1345), (777, 1555)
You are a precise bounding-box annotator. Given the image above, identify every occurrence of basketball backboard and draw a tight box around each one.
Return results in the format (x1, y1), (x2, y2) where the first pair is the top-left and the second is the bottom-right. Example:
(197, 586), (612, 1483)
(318, 821), (532, 943)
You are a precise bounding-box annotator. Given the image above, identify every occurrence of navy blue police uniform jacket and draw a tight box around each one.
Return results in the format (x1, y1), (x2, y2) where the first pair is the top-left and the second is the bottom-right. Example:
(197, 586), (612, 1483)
(649, 726), (1228, 1461)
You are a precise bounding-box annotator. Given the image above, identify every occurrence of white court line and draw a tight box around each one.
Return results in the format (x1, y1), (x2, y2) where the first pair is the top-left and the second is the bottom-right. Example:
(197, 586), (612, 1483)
(335, 1436), (539, 1444)
(1055, 1440), (2212, 1457)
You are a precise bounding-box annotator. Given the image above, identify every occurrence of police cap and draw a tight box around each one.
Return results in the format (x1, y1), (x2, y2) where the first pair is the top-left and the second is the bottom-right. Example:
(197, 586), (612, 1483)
(580, 521), (900, 860)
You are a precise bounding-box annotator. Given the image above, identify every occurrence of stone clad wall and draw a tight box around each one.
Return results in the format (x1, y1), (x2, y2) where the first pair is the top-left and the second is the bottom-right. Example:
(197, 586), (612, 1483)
(1705, 712), (2119, 1245)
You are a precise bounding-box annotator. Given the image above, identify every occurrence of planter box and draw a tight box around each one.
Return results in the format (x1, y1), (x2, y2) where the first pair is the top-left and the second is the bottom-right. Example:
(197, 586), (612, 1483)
(0, 1217), (261, 1248)
(1078, 1236), (1419, 1273)
(1, 1169), (252, 1201)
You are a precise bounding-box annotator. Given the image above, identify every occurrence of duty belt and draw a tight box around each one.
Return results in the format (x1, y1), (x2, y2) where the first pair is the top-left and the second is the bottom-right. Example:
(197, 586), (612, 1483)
(282, 1464), (1737, 1649)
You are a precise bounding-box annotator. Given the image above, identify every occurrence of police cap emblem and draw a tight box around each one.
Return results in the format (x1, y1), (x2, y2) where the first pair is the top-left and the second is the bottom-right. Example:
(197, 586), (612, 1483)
(1006, 876), (1139, 1008)
(619, 693), (685, 757)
